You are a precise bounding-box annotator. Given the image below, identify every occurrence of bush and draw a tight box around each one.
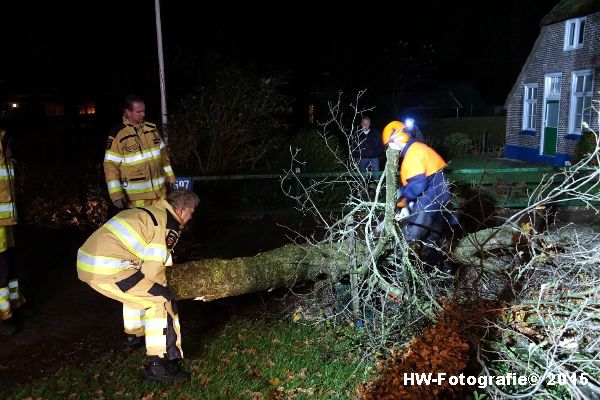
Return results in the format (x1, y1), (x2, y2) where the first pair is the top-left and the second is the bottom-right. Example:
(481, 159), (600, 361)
(442, 132), (473, 158)
(572, 130), (598, 165)
(425, 116), (506, 155)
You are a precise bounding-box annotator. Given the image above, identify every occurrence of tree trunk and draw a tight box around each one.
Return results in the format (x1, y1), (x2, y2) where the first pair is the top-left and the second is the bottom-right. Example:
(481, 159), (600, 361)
(452, 226), (519, 270)
(168, 243), (349, 301)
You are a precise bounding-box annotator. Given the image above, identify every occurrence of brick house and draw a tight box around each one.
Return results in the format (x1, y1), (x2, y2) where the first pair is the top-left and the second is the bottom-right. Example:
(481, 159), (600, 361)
(505, 0), (600, 166)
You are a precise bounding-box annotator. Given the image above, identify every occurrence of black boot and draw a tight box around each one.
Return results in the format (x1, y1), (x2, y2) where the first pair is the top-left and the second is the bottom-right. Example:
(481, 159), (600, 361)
(123, 334), (144, 350)
(0, 319), (18, 336)
(144, 356), (189, 383)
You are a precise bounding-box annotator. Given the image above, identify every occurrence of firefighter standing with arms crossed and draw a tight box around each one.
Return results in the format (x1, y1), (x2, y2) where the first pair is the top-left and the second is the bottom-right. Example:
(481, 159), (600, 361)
(77, 188), (199, 382)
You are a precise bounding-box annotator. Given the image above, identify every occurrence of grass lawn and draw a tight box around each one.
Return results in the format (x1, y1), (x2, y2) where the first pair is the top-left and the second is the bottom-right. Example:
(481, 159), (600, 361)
(6, 318), (370, 400)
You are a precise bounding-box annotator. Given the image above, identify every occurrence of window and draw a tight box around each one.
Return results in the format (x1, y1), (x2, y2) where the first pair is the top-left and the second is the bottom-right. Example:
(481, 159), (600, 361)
(522, 84), (538, 131)
(564, 18), (585, 50)
(45, 101), (65, 117)
(544, 74), (562, 100)
(569, 71), (594, 134)
(78, 101), (96, 115)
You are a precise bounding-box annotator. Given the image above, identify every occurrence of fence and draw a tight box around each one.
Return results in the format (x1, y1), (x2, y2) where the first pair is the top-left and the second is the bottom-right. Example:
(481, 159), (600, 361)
(181, 165), (597, 217)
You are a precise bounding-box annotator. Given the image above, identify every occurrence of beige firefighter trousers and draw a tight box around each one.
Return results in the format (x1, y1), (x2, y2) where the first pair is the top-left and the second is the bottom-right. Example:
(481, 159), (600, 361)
(126, 197), (164, 209)
(87, 269), (183, 359)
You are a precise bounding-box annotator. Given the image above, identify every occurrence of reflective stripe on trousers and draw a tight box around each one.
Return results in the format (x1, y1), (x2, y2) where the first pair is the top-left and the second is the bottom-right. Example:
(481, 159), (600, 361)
(0, 286), (10, 320)
(0, 280), (24, 320)
(123, 304), (146, 336)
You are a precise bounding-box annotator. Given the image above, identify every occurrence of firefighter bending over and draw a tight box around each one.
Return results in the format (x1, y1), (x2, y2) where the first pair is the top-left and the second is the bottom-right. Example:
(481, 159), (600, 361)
(77, 188), (199, 383)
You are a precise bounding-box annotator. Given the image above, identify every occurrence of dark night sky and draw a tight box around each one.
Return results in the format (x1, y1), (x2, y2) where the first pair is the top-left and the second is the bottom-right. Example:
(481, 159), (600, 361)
(0, 0), (559, 107)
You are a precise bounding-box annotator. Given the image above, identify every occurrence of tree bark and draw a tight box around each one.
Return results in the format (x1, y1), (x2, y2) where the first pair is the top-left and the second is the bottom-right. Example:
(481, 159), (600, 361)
(168, 243), (349, 301)
(452, 225), (519, 270)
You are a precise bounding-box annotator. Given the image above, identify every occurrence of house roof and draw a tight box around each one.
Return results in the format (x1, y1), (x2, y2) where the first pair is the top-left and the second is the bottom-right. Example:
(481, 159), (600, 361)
(541, 0), (600, 26)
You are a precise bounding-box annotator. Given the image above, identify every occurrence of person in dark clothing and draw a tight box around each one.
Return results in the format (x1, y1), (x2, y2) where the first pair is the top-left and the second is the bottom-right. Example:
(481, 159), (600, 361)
(352, 116), (385, 172)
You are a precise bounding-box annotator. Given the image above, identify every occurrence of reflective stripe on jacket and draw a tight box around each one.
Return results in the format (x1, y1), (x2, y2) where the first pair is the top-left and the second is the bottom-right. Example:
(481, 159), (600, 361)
(77, 199), (182, 285)
(104, 118), (176, 203)
(0, 130), (17, 227)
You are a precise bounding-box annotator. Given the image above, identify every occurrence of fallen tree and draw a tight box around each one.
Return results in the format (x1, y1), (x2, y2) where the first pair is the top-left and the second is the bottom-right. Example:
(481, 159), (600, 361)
(168, 243), (350, 301)
(167, 90), (600, 399)
(166, 92), (448, 355)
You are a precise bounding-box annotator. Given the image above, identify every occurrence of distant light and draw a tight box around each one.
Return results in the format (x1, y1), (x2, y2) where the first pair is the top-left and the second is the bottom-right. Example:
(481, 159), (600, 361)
(11, 103), (18, 109)
(405, 118), (414, 129)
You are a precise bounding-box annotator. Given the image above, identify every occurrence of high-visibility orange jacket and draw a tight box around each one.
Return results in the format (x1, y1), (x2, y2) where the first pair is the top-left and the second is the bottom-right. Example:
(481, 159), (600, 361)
(399, 140), (450, 206)
(0, 130), (17, 227)
(76, 199), (182, 286)
(104, 118), (176, 203)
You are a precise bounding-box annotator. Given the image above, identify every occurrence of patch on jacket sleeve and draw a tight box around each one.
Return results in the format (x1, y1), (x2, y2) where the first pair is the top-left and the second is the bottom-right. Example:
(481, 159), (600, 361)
(166, 229), (180, 250)
(106, 136), (114, 150)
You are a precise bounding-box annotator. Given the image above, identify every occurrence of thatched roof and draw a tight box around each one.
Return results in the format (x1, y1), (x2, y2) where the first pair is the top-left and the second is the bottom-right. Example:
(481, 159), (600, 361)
(541, 0), (600, 25)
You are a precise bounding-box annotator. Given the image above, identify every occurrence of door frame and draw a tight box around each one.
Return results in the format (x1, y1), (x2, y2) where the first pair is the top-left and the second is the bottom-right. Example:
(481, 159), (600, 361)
(542, 100), (559, 156)
(540, 73), (562, 156)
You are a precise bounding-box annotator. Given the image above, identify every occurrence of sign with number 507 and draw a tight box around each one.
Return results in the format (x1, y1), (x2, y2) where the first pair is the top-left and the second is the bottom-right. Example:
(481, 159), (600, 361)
(174, 177), (193, 191)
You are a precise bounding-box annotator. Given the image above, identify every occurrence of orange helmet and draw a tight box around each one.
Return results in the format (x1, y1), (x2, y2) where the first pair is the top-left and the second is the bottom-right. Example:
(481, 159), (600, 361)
(382, 120), (409, 145)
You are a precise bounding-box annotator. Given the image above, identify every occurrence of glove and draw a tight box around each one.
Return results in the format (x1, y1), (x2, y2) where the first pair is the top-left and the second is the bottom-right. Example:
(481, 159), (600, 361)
(395, 207), (410, 221)
(113, 198), (125, 209)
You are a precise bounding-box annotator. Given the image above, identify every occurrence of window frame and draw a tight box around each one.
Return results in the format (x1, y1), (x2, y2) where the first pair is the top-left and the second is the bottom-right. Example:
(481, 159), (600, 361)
(568, 70), (594, 135)
(522, 83), (538, 132)
(564, 18), (586, 50)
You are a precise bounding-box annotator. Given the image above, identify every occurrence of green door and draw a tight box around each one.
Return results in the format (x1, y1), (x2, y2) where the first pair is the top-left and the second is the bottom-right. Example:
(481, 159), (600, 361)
(543, 100), (559, 156)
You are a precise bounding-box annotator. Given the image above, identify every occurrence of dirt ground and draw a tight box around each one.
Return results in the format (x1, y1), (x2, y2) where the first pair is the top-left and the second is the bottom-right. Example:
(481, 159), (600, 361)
(0, 215), (302, 396)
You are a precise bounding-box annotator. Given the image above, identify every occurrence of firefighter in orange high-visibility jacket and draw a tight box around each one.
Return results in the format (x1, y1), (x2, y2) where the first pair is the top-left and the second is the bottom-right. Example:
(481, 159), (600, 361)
(77, 188), (199, 383)
(0, 129), (24, 336)
(104, 95), (176, 210)
(382, 121), (455, 265)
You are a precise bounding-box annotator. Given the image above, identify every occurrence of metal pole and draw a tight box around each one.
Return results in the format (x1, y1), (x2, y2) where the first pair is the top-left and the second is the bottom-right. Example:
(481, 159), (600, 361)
(154, 0), (168, 142)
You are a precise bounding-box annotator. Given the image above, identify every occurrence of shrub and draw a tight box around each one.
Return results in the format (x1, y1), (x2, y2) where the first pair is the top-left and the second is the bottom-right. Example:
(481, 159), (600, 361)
(442, 132), (473, 158)
(572, 130), (598, 165)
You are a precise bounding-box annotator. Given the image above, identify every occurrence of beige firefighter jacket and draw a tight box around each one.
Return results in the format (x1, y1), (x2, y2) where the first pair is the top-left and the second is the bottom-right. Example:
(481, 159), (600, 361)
(0, 130), (17, 227)
(104, 118), (175, 203)
(76, 199), (183, 286)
